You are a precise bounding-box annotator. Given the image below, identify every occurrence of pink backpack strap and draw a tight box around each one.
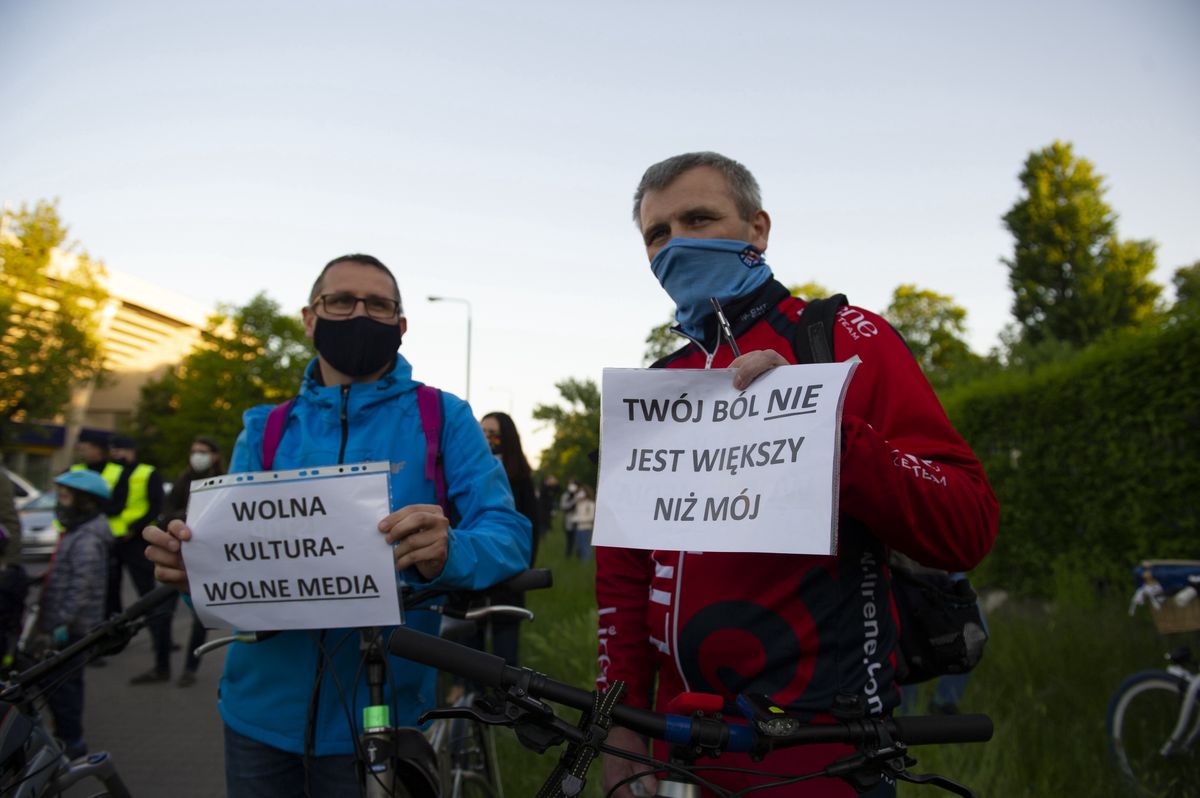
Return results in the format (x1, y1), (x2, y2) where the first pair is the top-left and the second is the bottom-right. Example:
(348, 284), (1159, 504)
(261, 399), (296, 471)
(416, 385), (449, 515)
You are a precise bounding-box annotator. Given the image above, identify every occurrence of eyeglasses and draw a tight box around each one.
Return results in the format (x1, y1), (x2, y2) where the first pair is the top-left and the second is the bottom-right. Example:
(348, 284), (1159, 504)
(484, 429), (502, 441)
(313, 293), (401, 320)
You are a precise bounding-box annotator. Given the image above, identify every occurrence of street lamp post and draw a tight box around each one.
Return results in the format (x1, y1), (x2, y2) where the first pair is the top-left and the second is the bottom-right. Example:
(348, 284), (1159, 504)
(427, 295), (472, 403)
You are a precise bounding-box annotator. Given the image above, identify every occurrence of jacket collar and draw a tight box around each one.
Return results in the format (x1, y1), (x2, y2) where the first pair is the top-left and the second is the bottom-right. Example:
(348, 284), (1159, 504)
(671, 278), (791, 353)
(298, 354), (419, 409)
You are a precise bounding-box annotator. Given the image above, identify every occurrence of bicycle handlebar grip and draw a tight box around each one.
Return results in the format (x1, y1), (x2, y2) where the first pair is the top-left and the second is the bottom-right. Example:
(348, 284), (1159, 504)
(388, 625), (509, 687)
(497, 568), (553, 594)
(893, 713), (993, 745)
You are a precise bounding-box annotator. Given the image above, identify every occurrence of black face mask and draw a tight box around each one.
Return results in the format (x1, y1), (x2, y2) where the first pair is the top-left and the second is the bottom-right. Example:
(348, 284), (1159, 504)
(313, 316), (402, 377)
(55, 502), (97, 530)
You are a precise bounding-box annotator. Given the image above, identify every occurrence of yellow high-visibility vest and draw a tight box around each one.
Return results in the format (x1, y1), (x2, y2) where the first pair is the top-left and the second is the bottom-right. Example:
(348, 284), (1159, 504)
(69, 461), (124, 489)
(108, 463), (155, 538)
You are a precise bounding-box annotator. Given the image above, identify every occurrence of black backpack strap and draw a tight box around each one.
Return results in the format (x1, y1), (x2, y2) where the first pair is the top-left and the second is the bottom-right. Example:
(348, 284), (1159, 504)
(791, 294), (848, 364)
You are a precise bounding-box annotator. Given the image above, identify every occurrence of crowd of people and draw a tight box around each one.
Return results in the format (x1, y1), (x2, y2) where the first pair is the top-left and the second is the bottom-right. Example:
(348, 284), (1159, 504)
(1, 150), (997, 796)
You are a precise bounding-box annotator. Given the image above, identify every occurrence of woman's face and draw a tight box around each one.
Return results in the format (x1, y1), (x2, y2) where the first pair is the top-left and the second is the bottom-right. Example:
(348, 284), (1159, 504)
(481, 417), (503, 454)
(56, 486), (74, 507)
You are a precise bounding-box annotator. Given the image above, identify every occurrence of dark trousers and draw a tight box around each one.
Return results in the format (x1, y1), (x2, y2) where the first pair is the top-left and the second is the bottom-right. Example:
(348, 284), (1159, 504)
(564, 522), (577, 557)
(224, 726), (361, 798)
(108, 535), (175, 672)
(44, 640), (85, 745)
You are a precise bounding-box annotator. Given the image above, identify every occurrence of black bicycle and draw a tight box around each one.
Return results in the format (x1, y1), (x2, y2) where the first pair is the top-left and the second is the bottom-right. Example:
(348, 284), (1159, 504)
(197, 568), (554, 798)
(388, 625), (994, 798)
(0, 584), (178, 797)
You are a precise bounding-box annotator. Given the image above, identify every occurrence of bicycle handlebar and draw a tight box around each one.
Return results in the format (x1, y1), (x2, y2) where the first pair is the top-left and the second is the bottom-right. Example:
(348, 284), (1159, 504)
(387, 625), (993, 753)
(4, 585), (178, 694)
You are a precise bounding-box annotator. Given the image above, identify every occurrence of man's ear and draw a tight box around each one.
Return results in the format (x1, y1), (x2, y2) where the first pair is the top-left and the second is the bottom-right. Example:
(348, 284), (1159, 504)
(750, 209), (771, 253)
(399, 317), (408, 336)
(302, 305), (317, 339)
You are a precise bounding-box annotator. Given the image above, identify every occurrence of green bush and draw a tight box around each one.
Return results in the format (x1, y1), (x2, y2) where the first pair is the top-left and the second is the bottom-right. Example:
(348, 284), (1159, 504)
(942, 317), (1200, 596)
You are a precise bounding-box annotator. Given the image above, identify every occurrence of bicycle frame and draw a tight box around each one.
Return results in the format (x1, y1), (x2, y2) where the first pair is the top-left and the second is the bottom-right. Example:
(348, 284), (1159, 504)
(1160, 663), (1200, 756)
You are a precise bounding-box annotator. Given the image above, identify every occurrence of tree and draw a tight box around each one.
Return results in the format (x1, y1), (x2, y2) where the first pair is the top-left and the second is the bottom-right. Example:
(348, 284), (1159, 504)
(885, 284), (988, 388)
(0, 201), (108, 443)
(642, 281), (830, 364)
(132, 293), (311, 473)
(1171, 261), (1200, 319)
(1002, 141), (1160, 348)
(532, 378), (599, 488)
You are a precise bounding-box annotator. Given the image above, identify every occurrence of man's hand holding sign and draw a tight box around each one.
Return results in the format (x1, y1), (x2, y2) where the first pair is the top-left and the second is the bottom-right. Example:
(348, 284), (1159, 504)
(595, 360), (858, 556)
(144, 462), (450, 630)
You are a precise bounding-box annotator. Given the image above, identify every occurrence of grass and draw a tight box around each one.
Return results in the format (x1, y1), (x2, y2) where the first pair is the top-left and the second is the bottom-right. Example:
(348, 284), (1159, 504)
(486, 528), (1200, 797)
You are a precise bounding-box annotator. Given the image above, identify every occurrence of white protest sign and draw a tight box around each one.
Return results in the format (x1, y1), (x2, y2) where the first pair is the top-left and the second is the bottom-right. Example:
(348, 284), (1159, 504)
(184, 461), (402, 631)
(594, 361), (858, 555)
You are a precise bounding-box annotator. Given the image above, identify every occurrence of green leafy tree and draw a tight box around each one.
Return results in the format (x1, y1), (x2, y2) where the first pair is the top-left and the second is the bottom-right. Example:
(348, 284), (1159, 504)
(132, 293), (311, 473)
(532, 378), (599, 488)
(885, 284), (988, 388)
(1171, 261), (1200, 319)
(1002, 141), (1160, 347)
(0, 201), (108, 443)
(642, 281), (830, 364)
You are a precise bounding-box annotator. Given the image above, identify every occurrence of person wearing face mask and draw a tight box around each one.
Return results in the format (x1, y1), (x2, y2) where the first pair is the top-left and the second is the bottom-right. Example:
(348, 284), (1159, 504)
(142, 254), (530, 797)
(596, 153), (999, 798)
(150, 435), (225, 687)
(38, 470), (113, 760)
(476, 411), (539, 666)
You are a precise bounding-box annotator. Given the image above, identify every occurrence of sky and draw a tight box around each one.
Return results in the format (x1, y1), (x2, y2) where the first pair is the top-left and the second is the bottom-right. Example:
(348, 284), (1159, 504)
(2, 0), (1198, 463)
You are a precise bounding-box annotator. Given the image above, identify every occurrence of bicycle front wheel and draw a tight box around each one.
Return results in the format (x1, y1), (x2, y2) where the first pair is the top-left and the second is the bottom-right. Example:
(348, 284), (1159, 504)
(1106, 669), (1199, 796)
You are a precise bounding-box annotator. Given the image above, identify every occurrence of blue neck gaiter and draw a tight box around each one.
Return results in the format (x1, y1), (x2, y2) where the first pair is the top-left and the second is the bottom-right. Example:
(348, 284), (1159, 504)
(650, 238), (774, 340)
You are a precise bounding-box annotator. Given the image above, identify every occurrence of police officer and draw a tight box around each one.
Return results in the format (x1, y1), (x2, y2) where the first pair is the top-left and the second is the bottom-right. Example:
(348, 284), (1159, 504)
(105, 435), (169, 684)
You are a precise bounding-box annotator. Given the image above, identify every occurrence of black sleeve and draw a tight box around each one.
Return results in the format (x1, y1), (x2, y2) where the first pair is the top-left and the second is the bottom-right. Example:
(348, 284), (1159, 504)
(513, 476), (539, 566)
(129, 468), (165, 536)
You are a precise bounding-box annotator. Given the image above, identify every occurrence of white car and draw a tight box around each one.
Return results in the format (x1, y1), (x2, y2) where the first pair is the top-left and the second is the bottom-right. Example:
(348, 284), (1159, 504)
(17, 490), (58, 560)
(3, 467), (41, 510)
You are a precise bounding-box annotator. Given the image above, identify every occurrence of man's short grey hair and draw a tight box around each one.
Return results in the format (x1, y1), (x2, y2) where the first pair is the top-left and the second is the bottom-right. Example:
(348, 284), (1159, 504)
(632, 151), (763, 224)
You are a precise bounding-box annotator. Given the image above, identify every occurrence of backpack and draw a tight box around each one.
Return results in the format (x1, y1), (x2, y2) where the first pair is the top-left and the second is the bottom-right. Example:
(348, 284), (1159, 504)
(794, 295), (988, 685)
(260, 385), (452, 517)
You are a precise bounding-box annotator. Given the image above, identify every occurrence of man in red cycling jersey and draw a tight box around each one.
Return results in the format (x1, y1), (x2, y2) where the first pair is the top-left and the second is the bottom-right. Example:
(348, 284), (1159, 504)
(597, 152), (998, 797)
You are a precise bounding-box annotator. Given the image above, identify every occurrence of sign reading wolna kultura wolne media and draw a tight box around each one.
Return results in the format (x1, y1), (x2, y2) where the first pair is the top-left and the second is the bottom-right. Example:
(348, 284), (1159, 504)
(594, 360), (858, 555)
(184, 461), (401, 630)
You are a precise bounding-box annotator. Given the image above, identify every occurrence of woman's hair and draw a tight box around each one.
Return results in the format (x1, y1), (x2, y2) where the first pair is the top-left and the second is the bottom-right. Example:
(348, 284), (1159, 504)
(482, 412), (532, 483)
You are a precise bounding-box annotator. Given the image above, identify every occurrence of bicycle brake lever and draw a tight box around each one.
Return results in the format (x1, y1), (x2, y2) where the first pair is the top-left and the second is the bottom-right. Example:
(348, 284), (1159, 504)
(419, 704), (511, 727)
(895, 769), (976, 798)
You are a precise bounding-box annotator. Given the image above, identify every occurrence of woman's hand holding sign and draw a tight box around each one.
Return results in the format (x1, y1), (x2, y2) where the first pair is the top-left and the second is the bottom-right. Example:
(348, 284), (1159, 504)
(143, 520), (193, 593)
(379, 504), (449, 580)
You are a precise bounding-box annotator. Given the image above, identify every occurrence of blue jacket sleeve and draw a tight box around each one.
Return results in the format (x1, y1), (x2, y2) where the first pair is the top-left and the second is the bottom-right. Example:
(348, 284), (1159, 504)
(411, 393), (531, 590)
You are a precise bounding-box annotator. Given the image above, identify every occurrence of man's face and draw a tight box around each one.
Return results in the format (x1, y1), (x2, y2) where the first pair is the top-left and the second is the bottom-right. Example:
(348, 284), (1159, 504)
(638, 166), (770, 262)
(110, 446), (135, 464)
(302, 261), (408, 340)
(77, 441), (104, 466)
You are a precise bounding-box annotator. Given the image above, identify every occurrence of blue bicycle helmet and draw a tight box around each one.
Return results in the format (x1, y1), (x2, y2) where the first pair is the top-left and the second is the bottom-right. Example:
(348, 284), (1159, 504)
(54, 469), (112, 500)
